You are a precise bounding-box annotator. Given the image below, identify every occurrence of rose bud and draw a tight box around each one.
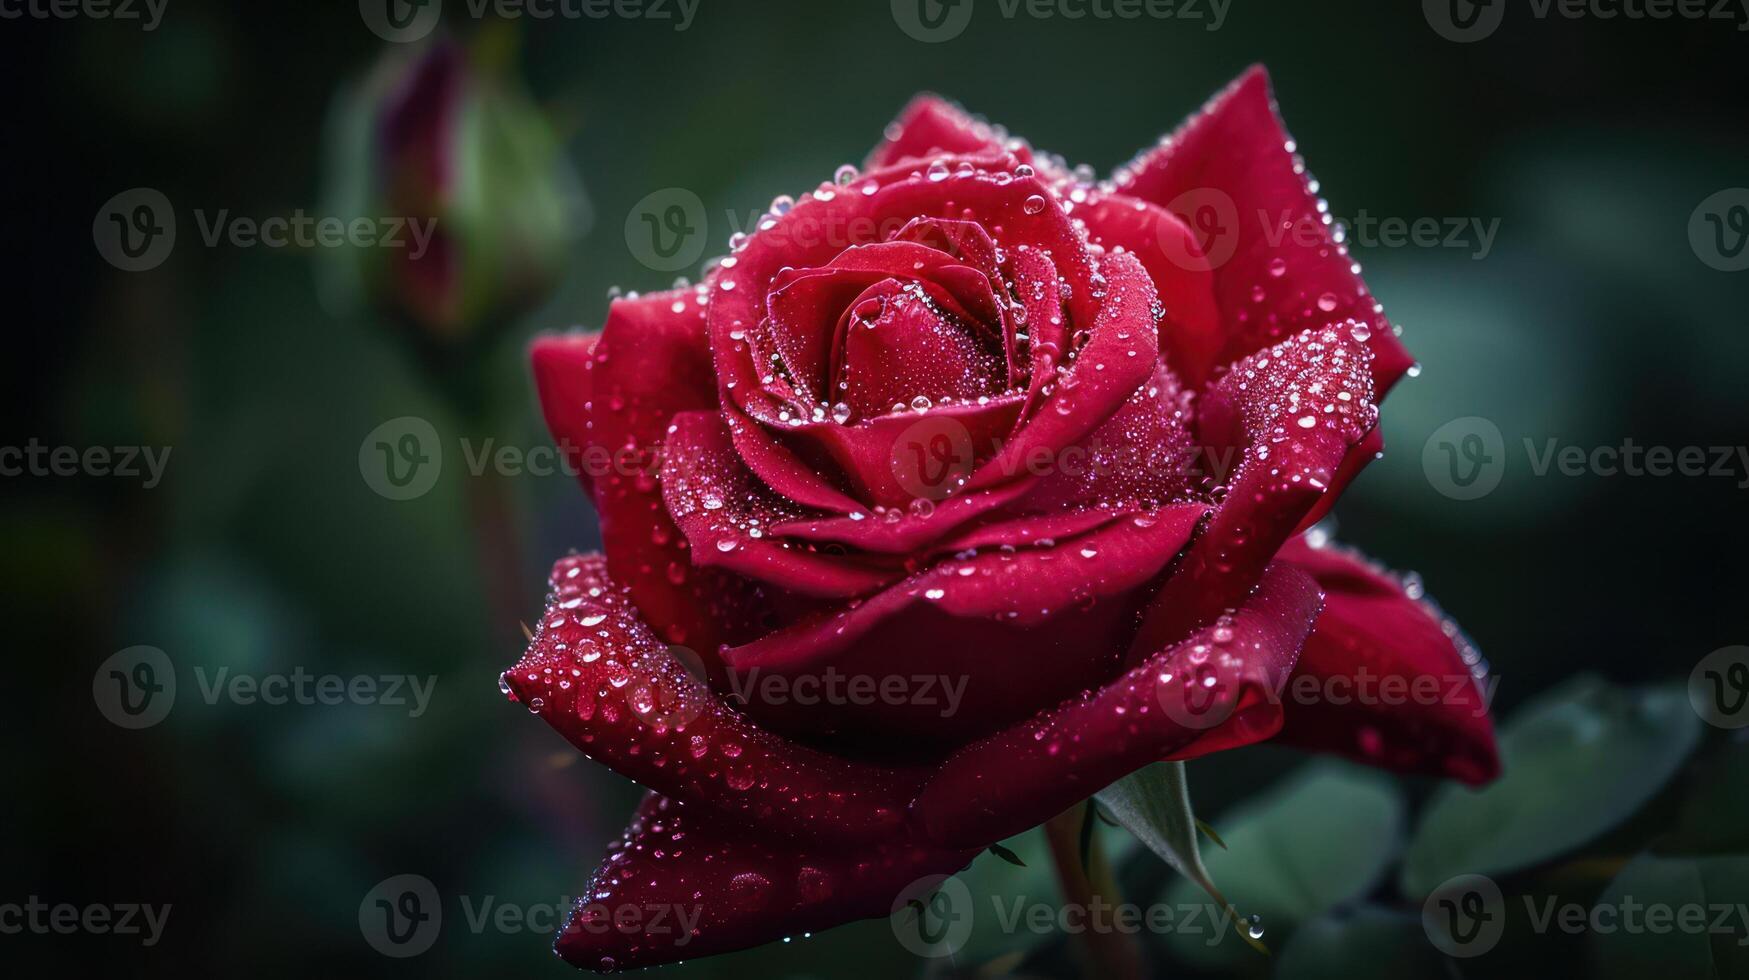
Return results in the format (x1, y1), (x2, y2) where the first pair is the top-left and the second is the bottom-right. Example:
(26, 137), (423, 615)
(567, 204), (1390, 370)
(322, 34), (586, 348)
(501, 67), (1500, 971)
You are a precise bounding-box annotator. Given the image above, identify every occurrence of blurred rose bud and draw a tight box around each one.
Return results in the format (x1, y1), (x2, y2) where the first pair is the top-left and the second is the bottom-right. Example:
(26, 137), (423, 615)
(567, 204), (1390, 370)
(322, 34), (587, 346)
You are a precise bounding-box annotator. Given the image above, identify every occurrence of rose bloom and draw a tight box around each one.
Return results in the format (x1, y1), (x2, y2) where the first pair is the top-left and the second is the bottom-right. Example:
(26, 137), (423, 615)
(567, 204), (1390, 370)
(502, 67), (1499, 971)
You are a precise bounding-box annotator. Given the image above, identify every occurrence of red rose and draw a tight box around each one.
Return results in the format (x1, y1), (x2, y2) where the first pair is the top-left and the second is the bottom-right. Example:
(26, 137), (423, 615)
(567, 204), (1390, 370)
(503, 67), (1499, 971)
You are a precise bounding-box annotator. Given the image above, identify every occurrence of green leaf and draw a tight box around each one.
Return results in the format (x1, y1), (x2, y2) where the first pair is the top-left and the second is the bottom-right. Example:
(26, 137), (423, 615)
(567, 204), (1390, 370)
(1590, 852), (1749, 980)
(1664, 740), (1749, 855)
(1198, 819), (1229, 850)
(1275, 907), (1448, 980)
(986, 842), (1026, 867)
(1160, 763), (1405, 969)
(1096, 762), (1267, 955)
(1097, 763), (1222, 901)
(1403, 676), (1703, 897)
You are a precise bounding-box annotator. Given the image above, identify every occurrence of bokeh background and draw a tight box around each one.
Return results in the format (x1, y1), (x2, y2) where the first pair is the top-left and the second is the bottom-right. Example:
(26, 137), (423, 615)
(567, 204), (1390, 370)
(6, 0), (1748, 976)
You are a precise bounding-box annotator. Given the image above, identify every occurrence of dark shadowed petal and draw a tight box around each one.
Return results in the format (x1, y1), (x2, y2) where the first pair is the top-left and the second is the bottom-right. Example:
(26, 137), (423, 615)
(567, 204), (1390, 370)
(720, 503), (1207, 750)
(1274, 535), (1501, 785)
(554, 793), (976, 972)
(913, 563), (1322, 847)
(502, 554), (928, 844)
(1111, 66), (1415, 397)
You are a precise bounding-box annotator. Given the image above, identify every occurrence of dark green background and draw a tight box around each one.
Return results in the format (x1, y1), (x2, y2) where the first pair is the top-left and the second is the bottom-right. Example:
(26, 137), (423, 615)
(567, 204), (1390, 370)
(5, 0), (1747, 976)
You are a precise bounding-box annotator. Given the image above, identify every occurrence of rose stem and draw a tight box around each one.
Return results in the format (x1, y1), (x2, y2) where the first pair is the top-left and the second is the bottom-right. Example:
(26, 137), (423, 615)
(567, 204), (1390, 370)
(1042, 803), (1146, 980)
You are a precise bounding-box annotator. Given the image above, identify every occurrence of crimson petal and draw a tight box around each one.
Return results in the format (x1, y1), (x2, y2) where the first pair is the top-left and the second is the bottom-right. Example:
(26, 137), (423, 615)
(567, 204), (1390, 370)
(1131, 323), (1378, 656)
(531, 289), (764, 654)
(866, 94), (1021, 170)
(1111, 66), (1414, 396)
(555, 793), (975, 972)
(721, 503), (1207, 749)
(913, 562), (1322, 847)
(503, 554), (925, 844)
(661, 412), (899, 599)
(1274, 536), (1501, 785)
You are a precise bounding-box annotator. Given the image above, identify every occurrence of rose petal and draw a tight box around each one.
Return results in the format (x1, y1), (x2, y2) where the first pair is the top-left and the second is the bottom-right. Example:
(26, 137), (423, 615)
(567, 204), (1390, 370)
(721, 503), (1207, 750)
(555, 792), (975, 971)
(531, 289), (762, 653)
(967, 250), (1162, 493)
(503, 553), (926, 844)
(1015, 362), (1201, 514)
(913, 562), (1322, 847)
(1275, 536), (1500, 785)
(1130, 323), (1378, 656)
(866, 94), (1023, 170)
(711, 161), (1092, 514)
(1077, 191), (1224, 388)
(661, 412), (900, 599)
(1111, 66), (1414, 396)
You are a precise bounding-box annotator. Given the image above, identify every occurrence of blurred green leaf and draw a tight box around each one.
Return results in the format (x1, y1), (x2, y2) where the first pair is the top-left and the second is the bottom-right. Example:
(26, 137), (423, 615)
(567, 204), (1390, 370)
(1590, 852), (1749, 980)
(1161, 764), (1404, 968)
(1403, 676), (1703, 897)
(1664, 739), (1749, 856)
(1275, 907), (1446, 980)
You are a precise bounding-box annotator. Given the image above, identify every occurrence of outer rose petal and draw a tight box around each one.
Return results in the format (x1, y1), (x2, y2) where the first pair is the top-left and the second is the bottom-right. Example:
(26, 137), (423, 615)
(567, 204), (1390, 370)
(866, 93), (1023, 170)
(1131, 323), (1378, 656)
(556, 793), (976, 972)
(1275, 536), (1500, 785)
(914, 563), (1323, 847)
(503, 554), (926, 844)
(1111, 66), (1415, 396)
(722, 503), (1209, 749)
(532, 289), (762, 654)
